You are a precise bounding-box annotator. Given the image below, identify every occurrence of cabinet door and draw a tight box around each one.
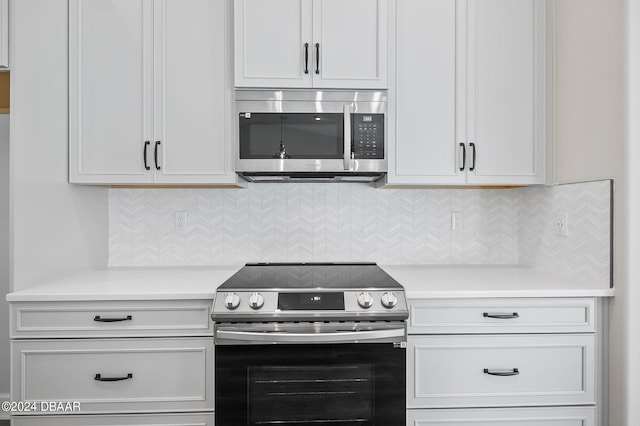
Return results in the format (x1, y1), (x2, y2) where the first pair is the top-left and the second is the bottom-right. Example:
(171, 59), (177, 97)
(311, 0), (387, 89)
(466, 0), (546, 185)
(407, 334), (595, 408)
(234, 0), (312, 88)
(12, 338), (214, 414)
(69, 0), (154, 184)
(12, 413), (214, 426)
(153, 0), (237, 184)
(388, 0), (465, 184)
(0, 0), (7, 68)
(408, 298), (597, 335)
(11, 300), (214, 338)
(407, 407), (596, 426)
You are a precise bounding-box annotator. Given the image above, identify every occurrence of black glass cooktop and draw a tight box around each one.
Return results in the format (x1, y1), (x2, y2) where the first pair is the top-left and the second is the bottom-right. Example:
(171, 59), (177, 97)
(219, 262), (403, 290)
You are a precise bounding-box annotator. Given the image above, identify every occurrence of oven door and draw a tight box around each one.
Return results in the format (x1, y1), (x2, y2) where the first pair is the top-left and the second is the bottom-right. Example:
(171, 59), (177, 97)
(214, 323), (406, 425)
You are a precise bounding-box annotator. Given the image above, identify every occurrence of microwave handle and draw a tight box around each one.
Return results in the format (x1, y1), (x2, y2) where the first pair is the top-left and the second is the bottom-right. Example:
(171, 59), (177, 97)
(343, 104), (352, 171)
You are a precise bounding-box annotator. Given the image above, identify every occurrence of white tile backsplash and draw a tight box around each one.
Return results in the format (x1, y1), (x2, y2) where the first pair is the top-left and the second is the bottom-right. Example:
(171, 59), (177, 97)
(518, 180), (612, 287)
(108, 180), (612, 287)
(109, 184), (520, 267)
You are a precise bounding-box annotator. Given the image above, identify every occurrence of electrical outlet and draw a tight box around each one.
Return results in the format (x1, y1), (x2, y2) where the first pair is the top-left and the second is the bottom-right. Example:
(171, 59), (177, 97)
(555, 213), (569, 237)
(451, 212), (463, 231)
(174, 211), (187, 232)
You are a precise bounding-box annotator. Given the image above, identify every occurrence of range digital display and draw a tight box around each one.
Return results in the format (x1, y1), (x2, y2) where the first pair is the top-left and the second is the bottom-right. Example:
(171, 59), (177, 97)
(278, 292), (345, 311)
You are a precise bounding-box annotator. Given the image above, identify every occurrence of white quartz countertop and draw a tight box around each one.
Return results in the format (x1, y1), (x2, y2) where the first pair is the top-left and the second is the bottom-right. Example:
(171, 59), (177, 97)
(380, 265), (614, 299)
(5, 266), (241, 302)
(6, 265), (614, 302)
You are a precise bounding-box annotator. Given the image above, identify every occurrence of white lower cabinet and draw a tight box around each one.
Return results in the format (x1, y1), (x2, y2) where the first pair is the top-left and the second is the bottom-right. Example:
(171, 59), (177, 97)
(408, 334), (595, 408)
(12, 412), (214, 426)
(10, 299), (215, 423)
(10, 300), (214, 338)
(407, 407), (596, 426)
(12, 338), (213, 414)
(406, 297), (605, 426)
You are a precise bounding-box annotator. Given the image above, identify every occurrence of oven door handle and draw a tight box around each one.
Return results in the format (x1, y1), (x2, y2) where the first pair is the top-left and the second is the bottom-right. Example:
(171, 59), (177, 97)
(216, 328), (405, 344)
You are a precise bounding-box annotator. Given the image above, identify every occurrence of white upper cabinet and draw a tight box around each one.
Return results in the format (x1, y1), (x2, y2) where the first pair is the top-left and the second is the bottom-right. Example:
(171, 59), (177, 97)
(69, 0), (153, 184)
(311, 0), (388, 89)
(153, 0), (234, 184)
(0, 0), (8, 68)
(388, 0), (548, 186)
(234, 0), (312, 88)
(392, 0), (464, 185)
(467, 0), (546, 185)
(69, 0), (239, 185)
(234, 0), (388, 89)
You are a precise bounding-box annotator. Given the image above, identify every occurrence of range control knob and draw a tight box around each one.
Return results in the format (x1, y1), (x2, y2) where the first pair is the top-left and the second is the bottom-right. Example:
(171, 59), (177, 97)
(381, 292), (398, 309)
(357, 292), (374, 309)
(224, 293), (240, 310)
(249, 292), (265, 310)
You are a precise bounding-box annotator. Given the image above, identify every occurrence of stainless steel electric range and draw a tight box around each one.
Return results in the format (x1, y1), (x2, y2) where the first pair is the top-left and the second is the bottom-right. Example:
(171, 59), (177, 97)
(211, 262), (408, 426)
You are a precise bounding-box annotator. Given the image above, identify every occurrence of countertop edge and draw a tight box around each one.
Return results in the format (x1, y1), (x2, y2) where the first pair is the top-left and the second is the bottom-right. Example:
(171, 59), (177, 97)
(6, 292), (219, 302)
(6, 266), (614, 302)
(406, 289), (615, 299)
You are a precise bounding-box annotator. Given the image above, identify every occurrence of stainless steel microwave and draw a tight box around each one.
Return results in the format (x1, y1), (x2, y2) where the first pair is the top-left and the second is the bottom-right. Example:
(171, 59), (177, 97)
(236, 90), (387, 183)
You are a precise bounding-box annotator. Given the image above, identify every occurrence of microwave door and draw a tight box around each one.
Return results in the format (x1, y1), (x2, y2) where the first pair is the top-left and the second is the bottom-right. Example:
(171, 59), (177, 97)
(238, 113), (346, 173)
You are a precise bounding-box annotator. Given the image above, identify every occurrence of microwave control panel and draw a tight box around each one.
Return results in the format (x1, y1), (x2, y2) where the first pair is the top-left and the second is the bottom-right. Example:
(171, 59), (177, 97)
(352, 114), (384, 159)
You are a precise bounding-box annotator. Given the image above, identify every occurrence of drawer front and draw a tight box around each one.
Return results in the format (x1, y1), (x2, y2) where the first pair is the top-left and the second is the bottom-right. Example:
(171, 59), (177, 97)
(408, 298), (596, 334)
(12, 412), (214, 425)
(407, 407), (596, 425)
(12, 338), (213, 414)
(407, 334), (595, 408)
(11, 300), (213, 338)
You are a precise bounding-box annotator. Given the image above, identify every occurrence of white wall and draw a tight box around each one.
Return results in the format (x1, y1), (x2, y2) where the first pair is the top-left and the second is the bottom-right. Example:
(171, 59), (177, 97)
(9, 0), (108, 293)
(0, 114), (9, 402)
(625, 1), (640, 423)
(553, 1), (627, 424)
(554, 0), (626, 185)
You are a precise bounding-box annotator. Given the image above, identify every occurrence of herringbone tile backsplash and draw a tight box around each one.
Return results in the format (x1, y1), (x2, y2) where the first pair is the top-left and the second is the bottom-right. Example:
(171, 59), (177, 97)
(518, 180), (611, 287)
(109, 185), (519, 266)
(109, 180), (611, 287)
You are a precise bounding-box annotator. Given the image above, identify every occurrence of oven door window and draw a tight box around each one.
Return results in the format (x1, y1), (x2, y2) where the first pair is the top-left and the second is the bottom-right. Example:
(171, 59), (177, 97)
(215, 343), (405, 425)
(239, 113), (344, 159)
(249, 365), (373, 424)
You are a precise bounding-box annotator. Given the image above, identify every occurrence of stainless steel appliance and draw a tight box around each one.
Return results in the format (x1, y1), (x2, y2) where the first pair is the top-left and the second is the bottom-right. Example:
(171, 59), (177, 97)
(236, 91), (387, 183)
(211, 262), (408, 425)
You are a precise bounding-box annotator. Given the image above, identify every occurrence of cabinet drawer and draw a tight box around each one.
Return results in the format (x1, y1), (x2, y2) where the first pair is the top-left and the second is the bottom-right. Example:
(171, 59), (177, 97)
(12, 412), (214, 426)
(407, 407), (596, 425)
(11, 338), (213, 414)
(11, 300), (213, 338)
(407, 334), (595, 408)
(408, 298), (596, 334)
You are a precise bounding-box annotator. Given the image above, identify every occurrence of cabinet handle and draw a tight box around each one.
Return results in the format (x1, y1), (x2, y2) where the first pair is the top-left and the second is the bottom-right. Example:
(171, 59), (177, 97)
(143, 141), (150, 170)
(154, 141), (161, 170)
(459, 143), (466, 171)
(93, 315), (133, 323)
(484, 368), (519, 377)
(483, 312), (519, 319)
(470, 142), (476, 171)
(304, 43), (309, 74)
(94, 373), (133, 382)
(315, 43), (320, 74)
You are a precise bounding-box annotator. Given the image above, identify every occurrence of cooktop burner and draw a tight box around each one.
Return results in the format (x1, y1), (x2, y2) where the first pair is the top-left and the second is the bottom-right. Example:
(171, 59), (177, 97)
(218, 262), (403, 290)
(211, 262), (408, 322)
